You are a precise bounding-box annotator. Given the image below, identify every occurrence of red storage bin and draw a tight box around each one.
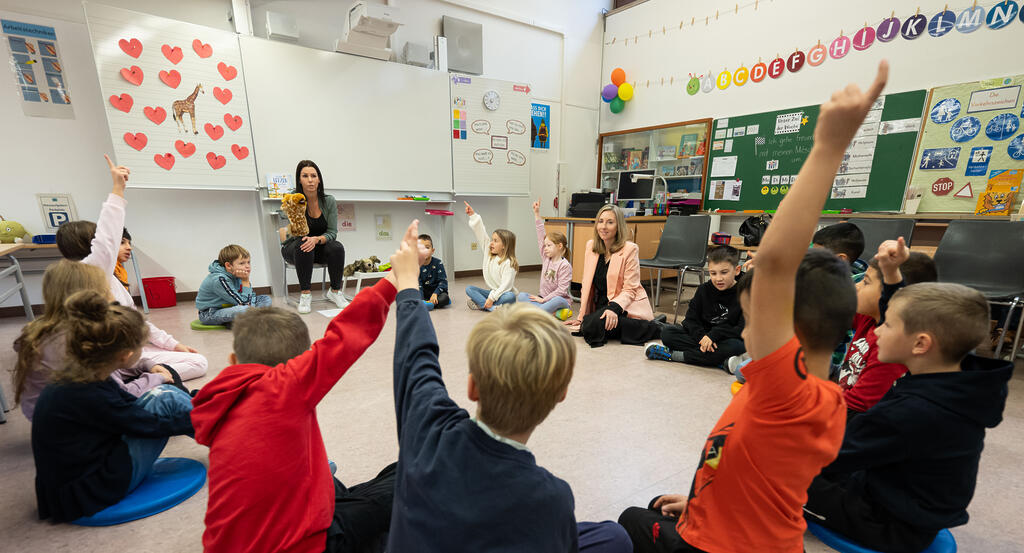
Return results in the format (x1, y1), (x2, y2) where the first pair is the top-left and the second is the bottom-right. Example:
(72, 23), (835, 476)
(142, 276), (177, 308)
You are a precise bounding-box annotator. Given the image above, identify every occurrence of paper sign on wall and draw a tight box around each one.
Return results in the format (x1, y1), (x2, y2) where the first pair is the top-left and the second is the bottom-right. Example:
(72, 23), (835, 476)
(338, 203), (356, 231)
(2, 17), (74, 118)
(710, 155), (738, 177)
(36, 193), (77, 231)
(774, 112), (803, 134)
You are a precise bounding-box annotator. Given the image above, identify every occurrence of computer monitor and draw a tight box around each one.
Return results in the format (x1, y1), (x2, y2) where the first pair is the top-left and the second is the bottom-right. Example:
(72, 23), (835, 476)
(616, 170), (655, 201)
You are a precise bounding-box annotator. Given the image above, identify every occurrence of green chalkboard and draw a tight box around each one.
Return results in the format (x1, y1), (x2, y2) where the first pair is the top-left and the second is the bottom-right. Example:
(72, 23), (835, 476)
(703, 90), (927, 212)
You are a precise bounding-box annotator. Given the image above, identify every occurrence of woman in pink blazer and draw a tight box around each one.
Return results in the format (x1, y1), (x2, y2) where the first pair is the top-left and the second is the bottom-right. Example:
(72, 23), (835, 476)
(566, 205), (658, 347)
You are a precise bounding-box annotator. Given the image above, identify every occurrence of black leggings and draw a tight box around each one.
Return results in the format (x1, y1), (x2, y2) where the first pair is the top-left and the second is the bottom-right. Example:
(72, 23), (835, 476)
(282, 239), (345, 291)
(618, 498), (708, 553)
(324, 462), (397, 553)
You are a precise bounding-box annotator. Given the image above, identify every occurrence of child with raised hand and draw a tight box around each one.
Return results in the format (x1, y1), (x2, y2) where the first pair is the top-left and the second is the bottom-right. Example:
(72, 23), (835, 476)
(14, 260), (191, 421)
(464, 201), (518, 311)
(190, 225), (413, 553)
(196, 244), (272, 326)
(517, 197), (573, 318)
(389, 220), (630, 552)
(55, 155), (208, 381)
(417, 233), (450, 311)
(31, 290), (194, 523)
(838, 238), (936, 419)
(618, 61), (889, 553)
(806, 279), (1011, 553)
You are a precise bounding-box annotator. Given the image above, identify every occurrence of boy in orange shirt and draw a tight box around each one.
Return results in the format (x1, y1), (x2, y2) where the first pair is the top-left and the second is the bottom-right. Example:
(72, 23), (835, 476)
(617, 61), (889, 553)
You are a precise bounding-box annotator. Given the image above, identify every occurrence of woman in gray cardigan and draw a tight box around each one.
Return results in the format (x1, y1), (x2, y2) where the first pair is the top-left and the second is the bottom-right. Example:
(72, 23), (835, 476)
(281, 160), (347, 313)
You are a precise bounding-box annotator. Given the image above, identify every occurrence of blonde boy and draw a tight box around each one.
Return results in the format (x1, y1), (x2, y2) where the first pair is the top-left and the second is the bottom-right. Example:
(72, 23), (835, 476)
(388, 222), (629, 552)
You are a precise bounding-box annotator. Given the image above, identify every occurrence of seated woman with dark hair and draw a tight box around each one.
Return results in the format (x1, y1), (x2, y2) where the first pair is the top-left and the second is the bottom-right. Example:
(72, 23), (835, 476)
(280, 160), (347, 314)
(565, 204), (658, 347)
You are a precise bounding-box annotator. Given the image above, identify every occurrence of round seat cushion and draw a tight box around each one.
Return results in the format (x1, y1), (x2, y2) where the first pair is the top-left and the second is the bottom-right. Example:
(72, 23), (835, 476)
(806, 521), (956, 553)
(72, 458), (206, 527)
(190, 319), (227, 331)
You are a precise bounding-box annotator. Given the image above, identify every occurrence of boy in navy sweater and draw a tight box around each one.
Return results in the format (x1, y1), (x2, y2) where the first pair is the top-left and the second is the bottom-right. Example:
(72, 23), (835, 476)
(805, 281), (1013, 553)
(388, 221), (630, 553)
(417, 233), (450, 310)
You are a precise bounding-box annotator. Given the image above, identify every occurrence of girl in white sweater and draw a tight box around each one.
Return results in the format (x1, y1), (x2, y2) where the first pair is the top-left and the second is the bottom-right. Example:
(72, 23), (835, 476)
(464, 201), (519, 311)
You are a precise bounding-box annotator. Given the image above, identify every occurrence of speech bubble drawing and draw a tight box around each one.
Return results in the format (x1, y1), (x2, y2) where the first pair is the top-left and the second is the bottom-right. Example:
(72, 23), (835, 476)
(507, 150), (526, 166)
(506, 119), (526, 134)
(474, 149), (494, 164)
(471, 120), (491, 134)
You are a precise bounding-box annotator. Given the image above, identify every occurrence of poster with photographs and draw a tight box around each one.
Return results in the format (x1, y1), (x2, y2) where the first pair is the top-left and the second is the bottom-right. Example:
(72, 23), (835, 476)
(1, 15), (73, 118)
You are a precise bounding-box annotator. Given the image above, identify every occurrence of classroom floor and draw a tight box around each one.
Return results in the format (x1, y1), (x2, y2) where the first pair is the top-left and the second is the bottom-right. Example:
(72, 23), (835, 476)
(1, 272), (1022, 552)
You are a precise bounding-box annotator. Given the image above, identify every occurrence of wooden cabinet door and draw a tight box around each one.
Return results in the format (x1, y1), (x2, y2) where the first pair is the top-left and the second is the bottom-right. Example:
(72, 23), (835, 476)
(571, 222), (594, 284)
(635, 222), (677, 280)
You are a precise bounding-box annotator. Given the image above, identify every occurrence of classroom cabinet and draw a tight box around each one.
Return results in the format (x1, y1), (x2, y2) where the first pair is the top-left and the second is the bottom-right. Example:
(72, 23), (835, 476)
(545, 217), (676, 286)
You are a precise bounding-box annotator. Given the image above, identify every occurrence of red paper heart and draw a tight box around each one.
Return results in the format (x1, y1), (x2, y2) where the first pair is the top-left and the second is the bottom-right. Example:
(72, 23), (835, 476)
(154, 153), (175, 170)
(161, 44), (183, 64)
(119, 65), (143, 86)
(213, 86), (232, 105)
(159, 70), (181, 88)
(206, 152), (227, 169)
(143, 106), (166, 124)
(217, 62), (237, 81)
(123, 132), (147, 151)
(204, 123), (224, 140)
(223, 113), (243, 131)
(118, 38), (142, 58)
(231, 144), (249, 160)
(109, 93), (133, 113)
(175, 140), (197, 157)
(193, 39), (213, 58)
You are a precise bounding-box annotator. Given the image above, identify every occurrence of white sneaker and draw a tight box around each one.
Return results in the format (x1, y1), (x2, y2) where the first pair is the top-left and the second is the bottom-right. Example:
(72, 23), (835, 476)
(467, 298), (481, 310)
(297, 293), (312, 314)
(326, 289), (349, 309)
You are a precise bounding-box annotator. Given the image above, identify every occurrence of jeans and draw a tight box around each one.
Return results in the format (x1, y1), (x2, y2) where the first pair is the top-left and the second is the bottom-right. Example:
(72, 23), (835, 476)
(516, 292), (571, 315)
(198, 295), (272, 325)
(421, 286), (450, 311)
(465, 285), (515, 311)
(123, 385), (194, 492)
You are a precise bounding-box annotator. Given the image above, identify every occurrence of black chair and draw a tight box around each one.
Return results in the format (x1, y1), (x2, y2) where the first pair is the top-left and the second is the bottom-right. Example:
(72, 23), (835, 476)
(933, 220), (1024, 360)
(846, 218), (916, 261)
(638, 215), (711, 323)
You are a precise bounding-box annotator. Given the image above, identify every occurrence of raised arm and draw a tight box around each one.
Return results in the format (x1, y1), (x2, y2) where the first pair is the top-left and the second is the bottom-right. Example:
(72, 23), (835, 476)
(746, 62), (888, 360)
(391, 221), (465, 447)
(81, 155), (129, 273)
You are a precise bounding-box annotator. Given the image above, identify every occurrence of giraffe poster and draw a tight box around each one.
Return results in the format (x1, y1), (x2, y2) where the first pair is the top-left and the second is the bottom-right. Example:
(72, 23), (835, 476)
(85, 3), (257, 189)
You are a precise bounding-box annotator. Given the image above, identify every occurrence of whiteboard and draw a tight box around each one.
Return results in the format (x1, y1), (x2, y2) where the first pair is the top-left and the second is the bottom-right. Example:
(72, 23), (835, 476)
(239, 36), (453, 195)
(84, 3), (258, 190)
(450, 74), (531, 196)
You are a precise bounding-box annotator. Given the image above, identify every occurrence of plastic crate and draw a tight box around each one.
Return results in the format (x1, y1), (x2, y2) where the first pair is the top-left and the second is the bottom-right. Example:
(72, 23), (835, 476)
(142, 277), (176, 308)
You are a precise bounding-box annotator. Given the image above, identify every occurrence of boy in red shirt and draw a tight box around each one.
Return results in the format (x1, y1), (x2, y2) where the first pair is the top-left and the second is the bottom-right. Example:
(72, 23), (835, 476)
(191, 223), (419, 553)
(617, 62), (889, 553)
(838, 242), (936, 419)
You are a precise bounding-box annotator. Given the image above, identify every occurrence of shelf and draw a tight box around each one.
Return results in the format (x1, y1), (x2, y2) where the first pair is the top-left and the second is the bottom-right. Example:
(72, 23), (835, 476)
(661, 174), (702, 179)
(649, 155), (703, 162)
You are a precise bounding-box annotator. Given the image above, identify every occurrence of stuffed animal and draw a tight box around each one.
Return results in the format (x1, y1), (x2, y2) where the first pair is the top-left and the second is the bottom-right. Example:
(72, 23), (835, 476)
(343, 256), (381, 277)
(0, 216), (31, 243)
(281, 194), (309, 237)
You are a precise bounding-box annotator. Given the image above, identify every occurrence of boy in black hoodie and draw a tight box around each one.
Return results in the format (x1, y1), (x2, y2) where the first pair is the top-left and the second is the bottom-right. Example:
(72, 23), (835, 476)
(804, 281), (1014, 553)
(644, 246), (744, 368)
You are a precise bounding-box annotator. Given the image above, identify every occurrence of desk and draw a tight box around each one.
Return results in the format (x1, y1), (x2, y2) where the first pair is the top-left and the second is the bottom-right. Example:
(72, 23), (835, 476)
(4, 242), (150, 313)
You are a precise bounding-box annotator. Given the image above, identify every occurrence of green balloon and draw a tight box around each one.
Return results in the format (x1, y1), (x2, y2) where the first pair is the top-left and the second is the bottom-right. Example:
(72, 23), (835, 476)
(610, 97), (625, 113)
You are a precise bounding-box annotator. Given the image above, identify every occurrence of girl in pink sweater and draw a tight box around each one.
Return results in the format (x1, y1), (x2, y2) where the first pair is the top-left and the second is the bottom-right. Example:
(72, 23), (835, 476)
(517, 198), (573, 317)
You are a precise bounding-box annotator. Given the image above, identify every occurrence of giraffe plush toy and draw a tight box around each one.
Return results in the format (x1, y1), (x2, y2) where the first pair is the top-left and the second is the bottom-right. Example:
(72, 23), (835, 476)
(281, 193), (309, 237)
(172, 83), (204, 135)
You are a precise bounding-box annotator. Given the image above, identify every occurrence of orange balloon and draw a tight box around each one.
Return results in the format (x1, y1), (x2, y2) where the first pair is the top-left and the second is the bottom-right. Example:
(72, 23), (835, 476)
(611, 68), (626, 86)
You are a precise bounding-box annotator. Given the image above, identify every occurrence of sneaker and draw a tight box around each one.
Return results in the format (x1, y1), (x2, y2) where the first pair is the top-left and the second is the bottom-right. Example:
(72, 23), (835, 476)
(297, 293), (312, 314)
(326, 289), (349, 309)
(467, 298), (481, 310)
(328, 461), (337, 475)
(654, 313), (667, 323)
(645, 342), (672, 361)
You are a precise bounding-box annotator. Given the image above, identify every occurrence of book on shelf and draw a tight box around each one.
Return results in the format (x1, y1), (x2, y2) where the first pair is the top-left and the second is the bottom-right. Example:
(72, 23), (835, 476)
(656, 145), (676, 159)
(603, 151), (621, 170)
(678, 134), (698, 157)
(641, 147), (649, 168)
(975, 169), (1022, 216)
(689, 157), (703, 175)
(659, 166), (674, 176)
(626, 149), (643, 170)
(695, 141), (707, 156)
(266, 173), (292, 198)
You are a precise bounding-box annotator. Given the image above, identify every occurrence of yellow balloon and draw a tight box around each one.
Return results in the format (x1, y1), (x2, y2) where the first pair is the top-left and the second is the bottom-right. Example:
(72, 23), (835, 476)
(617, 82), (634, 101)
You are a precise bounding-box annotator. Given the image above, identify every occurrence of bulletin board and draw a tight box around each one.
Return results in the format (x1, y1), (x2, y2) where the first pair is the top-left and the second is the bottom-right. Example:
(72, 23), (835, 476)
(85, 3), (258, 190)
(450, 74), (532, 196)
(910, 75), (1024, 213)
(702, 90), (927, 213)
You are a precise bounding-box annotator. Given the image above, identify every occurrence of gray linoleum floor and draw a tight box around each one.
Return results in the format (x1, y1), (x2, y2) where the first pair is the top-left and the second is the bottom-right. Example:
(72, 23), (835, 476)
(1, 273), (1022, 552)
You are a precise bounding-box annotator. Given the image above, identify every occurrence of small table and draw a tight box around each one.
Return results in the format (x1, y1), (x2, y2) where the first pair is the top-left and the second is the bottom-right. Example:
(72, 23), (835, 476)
(340, 271), (390, 300)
